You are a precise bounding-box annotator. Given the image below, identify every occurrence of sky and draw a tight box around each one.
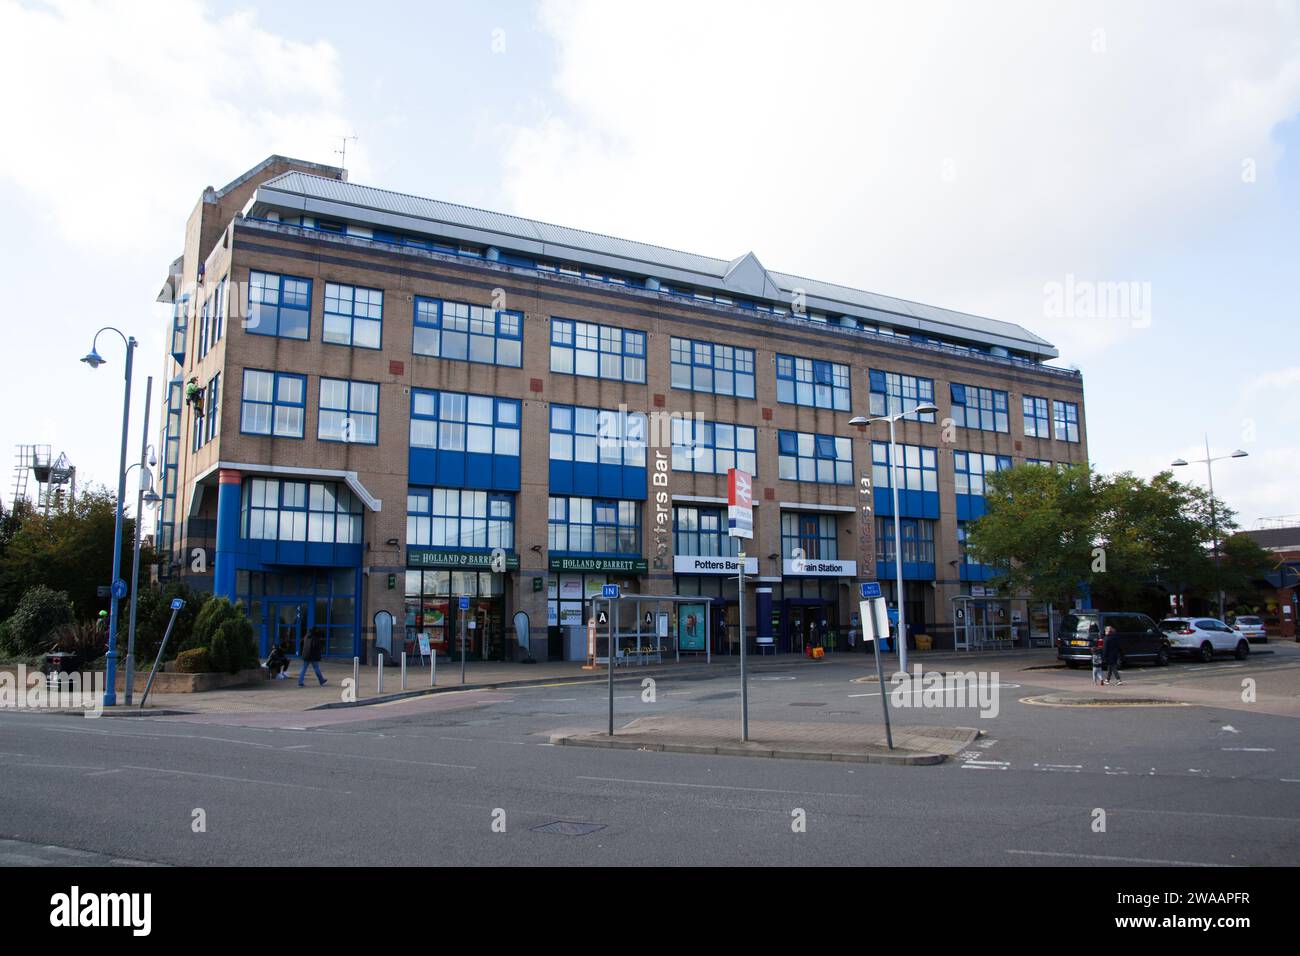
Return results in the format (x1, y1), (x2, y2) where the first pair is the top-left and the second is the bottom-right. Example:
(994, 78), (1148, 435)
(0, 0), (1296, 529)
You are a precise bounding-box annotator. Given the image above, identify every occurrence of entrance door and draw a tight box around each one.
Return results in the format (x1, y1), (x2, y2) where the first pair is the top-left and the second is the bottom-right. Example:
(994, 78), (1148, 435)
(270, 602), (307, 657)
(789, 607), (805, 654)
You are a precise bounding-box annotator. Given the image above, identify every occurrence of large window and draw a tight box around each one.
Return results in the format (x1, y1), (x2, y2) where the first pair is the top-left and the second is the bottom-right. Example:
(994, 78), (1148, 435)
(410, 390), (520, 456)
(203, 373), (220, 445)
(868, 370), (936, 422)
(240, 370), (306, 438)
(548, 497), (641, 554)
(673, 506), (740, 557)
(406, 488), (514, 550)
(670, 418), (757, 476)
(413, 297), (522, 367)
(241, 478), (362, 544)
(1053, 400), (1080, 442)
(950, 384), (1009, 432)
(777, 430), (852, 484)
(876, 517), (935, 565)
(247, 272), (310, 340)
(954, 451), (1013, 496)
(323, 283), (383, 349)
(549, 405), (647, 468)
(1023, 396), (1050, 438)
(318, 378), (379, 444)
(871, 442), (938, 493)
(669, 337), (756, 398)
(775, 354), (850, 410)
(550, 319), (646, 382)
(781, 512), (838, 560)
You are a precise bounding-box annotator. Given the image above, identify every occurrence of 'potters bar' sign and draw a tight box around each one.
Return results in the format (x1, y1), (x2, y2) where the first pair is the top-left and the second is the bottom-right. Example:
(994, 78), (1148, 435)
(408, 550), (520, 570)
(548, 556), (648, 574)
(674, 555), (759, 575)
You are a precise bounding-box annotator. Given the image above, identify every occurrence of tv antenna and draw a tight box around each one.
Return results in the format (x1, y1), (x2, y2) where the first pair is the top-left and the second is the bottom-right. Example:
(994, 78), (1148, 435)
(334, 134), (358, 172)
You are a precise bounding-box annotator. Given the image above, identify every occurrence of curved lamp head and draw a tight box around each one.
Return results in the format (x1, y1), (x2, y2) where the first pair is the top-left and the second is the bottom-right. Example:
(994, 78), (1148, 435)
(848, 416), (870, 427)
(80, 349), (105, 369)
(1231, 450), (1248, 459)
(913, 403), (939, 415)
(1170, 458), (1188, 467)
(142, 489), (162, 507)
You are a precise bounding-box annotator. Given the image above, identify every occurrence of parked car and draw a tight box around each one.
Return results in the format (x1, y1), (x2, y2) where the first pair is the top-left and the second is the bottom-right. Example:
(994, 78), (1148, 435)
(1159, 617), (1250, 661)
(1230, 615), (1268, 644)
(1057, 610), (1169, 668)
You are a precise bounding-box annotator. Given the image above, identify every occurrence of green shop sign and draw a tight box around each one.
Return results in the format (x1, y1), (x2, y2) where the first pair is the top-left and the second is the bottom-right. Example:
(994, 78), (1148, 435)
(548, 556), (648, 574)
(407, 549), (519, 570)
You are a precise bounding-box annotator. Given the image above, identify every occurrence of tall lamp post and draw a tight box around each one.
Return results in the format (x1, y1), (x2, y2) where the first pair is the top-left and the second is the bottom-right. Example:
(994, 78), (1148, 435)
(124, 437), (160, 706)
(81, 328), (138, 707)
(851, 402), (939, 674)
(1171, 436), (1248, 621)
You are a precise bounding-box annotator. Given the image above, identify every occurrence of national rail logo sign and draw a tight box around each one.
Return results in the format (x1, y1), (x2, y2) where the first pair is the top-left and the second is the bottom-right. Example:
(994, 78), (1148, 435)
(727, 467), (753, 539)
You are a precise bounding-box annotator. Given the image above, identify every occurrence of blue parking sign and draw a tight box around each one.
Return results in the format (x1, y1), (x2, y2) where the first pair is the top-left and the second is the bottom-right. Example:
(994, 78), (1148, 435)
(459, 595), (470, 610)
(860, 581), (882, 600)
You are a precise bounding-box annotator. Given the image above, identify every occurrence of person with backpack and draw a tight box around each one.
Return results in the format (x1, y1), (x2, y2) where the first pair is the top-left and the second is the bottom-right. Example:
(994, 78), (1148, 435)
(1090, 641), (1105, 685)
(1101, 624), (1122, 686)
(297, 627), (327, 687)
(266, 641), (290, 680)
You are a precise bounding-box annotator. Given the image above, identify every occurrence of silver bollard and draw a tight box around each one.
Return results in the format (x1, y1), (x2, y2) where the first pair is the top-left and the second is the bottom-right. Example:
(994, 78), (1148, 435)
(376, 652), (384, 694)
(431, 650), (437, 687)
(401, 652), (408, 691)
(352, 656), (359, 692)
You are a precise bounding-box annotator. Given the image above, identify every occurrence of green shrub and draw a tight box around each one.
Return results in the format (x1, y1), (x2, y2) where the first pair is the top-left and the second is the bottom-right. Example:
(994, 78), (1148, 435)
(189, 597), (257, 673)
(136, 582), (210, 663)
(7, 585), (73, 655)
(47, 621), (106, 660)
(0, 619), (13, 656)
(174, 647), (213, 673)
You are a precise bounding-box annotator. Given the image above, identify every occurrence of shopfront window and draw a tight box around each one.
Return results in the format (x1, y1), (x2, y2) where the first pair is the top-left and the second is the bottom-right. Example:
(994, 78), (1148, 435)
(781, 512), (838, 560)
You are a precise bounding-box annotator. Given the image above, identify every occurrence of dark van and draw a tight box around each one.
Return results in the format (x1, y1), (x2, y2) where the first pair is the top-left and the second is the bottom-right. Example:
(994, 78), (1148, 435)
(1056, 610), (1170, 668)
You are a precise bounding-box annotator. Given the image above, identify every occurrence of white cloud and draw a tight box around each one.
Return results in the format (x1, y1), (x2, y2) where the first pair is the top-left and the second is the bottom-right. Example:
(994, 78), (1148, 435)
(0, 0), (367, 254)
(500, 0), (1300, 361)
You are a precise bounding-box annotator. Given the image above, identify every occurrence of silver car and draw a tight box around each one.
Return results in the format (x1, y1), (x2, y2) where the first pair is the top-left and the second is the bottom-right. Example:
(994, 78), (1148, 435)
(1231, 615), (1268, 644)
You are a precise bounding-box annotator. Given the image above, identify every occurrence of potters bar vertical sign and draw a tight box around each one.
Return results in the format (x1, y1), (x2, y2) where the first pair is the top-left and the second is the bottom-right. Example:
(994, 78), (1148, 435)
(728, 467), (753, 539)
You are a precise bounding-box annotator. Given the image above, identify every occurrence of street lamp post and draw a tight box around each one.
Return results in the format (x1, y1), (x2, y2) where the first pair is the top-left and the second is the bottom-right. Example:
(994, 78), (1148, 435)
(851, 402), (939, 674)
(1171, 436), (1248, 621)
(81, 328), (138, 708)
(123, 378), (159, 707)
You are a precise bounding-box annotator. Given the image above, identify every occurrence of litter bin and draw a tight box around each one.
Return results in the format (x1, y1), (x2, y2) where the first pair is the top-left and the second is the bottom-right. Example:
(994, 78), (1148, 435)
(40, 652), (82, 686)
(916, 634), (933, 652)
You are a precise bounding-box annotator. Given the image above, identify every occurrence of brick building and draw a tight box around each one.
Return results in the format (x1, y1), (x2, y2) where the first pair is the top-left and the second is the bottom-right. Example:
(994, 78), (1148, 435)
(155, 156), (1088, 662)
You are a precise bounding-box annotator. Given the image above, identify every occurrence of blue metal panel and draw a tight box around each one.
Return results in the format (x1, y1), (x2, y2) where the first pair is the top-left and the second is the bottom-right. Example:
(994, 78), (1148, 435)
(549, 459), (571, 495)
(622, 466), (647, 501)
(596, 463), (621, 499)
(573, 461), (598, 495)
(409, 448), (438, 486)
(466, 453), (492, 488)
(494, 455), (520, 491)
(437, 450), (465, 487)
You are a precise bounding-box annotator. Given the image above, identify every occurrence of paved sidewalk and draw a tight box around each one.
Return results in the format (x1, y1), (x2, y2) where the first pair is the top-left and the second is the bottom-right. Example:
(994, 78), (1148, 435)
(551, 715), (978, 765)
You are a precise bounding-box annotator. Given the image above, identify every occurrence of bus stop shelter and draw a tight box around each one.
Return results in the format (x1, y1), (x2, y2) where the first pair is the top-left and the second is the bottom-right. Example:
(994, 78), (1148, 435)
(589, 593), (715, 666)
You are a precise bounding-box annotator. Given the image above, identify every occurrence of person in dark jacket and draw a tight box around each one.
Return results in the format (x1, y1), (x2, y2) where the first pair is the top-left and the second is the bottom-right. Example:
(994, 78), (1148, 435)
(297, 628), (328, 687)
(266, 641), (290, 680)
(1101, 625), (1122, 685)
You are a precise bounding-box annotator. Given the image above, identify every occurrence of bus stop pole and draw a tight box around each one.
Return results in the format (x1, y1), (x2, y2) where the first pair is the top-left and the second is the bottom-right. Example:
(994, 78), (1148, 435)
(739, 554), (748, 741)
(607, 597), (615, 736)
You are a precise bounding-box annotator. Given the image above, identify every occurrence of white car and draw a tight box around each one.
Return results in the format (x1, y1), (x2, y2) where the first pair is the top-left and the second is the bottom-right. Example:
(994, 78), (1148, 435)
(1159, 618), (1250, 662)
(1231, 615), (1268, 644)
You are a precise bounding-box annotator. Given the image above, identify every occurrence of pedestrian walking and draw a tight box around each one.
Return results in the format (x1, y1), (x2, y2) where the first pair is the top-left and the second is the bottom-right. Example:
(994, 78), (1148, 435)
(1090, 643), (1104, 685)
(297, 627), (328, 687)
(1101, 624), (1122, 685)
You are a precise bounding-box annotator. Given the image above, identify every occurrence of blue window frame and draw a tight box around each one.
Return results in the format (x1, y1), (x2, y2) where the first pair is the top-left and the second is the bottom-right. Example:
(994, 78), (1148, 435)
(406, 488), (514, 550)
(318, 378), (379, 444)
(410, 390), (521, 457)
(240, 369), (306, 438)
(1026, 458), (1051, 466)
(777, 430), (852, 484)
(876, 517), (935, 565)
(669, 337), (756, 398)
(673, 506), (740, 558)
(775, 354), (850, 410)
(548, 496), (641, 554)
(670, 418), (757, 476)
(781, 512), (838, 560)
(550, 319), (646, 383)
(549, 405), (647, 468)
(871, 442), (938, 493)
(950, 383), (1009, 432)
(413, 297), (522, 367)
(203, 373), (220, 445)
(868, 370), (936, 422)
(170, 294), (189, 365)
(213, 277), (225, 346)
(197, 297), (210, 361)
(1023, 396), (1050, 437)
(954, 451), (1012, 496)
(247, 272), (311, 340)
(241, 478), (362, 544)
(323, 282), (382, 349)
(1052, 400), (1080, 442)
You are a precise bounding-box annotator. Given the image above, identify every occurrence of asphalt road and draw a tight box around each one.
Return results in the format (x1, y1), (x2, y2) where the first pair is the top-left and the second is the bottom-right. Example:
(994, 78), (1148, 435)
(1, 646), (1297, 866)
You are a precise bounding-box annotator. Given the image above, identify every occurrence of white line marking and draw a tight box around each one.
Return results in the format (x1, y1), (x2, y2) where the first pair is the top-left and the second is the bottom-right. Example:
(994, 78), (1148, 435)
(120, 765), (345, 793)
(1220, 747), (1274, 752)
(1007, 849), (1227, 868)
(575, 776), (862, 798)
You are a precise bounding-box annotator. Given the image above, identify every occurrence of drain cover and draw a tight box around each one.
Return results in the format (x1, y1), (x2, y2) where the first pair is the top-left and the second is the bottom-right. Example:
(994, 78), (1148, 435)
(789, 701), (826, 707)
(530, 821), (607, 836)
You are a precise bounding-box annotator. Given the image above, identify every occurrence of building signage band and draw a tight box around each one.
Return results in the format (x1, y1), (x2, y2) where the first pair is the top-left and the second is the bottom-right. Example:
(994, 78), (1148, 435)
(548, 556), (649, 574)
(407, 550), (520, 570)
(674, 555), (759, 575)
(782, 558), (857, 577)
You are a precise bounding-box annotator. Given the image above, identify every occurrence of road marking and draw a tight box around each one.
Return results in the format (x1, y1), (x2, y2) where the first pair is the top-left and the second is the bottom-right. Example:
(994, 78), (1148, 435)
(294, 751), (476, 771)
(1007, 850), (1227, 868)
(1034, 763), (1082, 772)
(1221, 725), (1239, 733)
(1220, 747), (1274, 752)
(85, 769), (122, 777)
(546, 698), (578, 702)
(120, 765), (346, 793)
